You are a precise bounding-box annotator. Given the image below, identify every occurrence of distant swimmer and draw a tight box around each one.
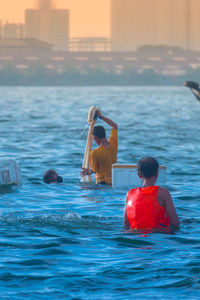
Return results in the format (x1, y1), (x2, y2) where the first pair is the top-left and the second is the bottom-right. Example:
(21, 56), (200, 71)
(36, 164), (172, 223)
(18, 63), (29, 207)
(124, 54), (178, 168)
(43, 170), (63, 184)
(184, 81), (200, 101)
(81, 112), (118, 185)
(124, 157), (180, 233)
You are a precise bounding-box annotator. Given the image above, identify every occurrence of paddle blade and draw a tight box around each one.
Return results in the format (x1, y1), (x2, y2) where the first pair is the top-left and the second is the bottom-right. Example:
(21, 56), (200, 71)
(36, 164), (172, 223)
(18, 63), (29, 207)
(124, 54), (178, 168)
(80, 175), (93, 183)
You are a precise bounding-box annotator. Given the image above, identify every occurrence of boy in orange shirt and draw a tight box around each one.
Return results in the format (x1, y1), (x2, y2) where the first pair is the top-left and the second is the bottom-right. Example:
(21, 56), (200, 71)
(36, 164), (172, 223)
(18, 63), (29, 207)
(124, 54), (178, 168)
(124, 157), (180, 233)
(81, 112), (118, 185)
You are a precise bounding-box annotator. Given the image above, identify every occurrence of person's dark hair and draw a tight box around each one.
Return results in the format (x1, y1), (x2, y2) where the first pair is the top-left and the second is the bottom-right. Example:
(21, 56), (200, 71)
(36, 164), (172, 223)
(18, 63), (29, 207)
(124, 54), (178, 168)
(137, 157), (159, 178)
(93, 126), (106, 139)
(43, 170), (56, 184)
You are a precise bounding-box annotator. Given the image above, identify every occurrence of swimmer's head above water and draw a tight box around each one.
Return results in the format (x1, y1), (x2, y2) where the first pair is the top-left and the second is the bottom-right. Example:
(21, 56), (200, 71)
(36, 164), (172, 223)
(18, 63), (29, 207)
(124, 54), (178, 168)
(43, 170), (63, 184)
(92, 126), (106, 145)
(137, 157), (159, 179)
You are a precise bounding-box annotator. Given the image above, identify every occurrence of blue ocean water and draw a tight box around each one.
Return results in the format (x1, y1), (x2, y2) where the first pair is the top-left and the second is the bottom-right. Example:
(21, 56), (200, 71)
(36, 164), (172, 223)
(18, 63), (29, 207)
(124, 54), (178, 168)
(0, 86), (200, 299)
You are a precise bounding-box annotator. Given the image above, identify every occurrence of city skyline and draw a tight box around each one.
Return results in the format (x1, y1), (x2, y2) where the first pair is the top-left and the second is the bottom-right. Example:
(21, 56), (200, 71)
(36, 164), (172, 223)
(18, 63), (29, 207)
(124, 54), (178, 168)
(0, 0), (110, 37)
(1, 0), (200, 51)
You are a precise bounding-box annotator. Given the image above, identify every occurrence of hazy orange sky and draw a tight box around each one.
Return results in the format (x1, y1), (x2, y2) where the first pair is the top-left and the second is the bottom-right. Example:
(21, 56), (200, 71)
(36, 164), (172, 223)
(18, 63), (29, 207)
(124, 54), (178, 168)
(0, 0), (110, 37)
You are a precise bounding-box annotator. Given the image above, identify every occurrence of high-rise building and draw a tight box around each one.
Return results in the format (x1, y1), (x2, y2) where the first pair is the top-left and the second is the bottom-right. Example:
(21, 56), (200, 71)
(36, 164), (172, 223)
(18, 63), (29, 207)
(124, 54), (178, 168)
(26, 10), (41, 40)
(4, 22), (18, 39)
(18, 24), (25, 39)
(49, 10), (69, 51)
(0, 21), (2, 39)
(111, 0), (200, 51)
(3, 22), (25, 39)
(111, 0), (157, 51)
(0, 20), (3, 39)
(156, 0), (200, 50)
(155, 0), (184, 47)
(38, 0), (52, 10)
(111, 0), (135, 51)
(190, 0), (200, 51)
(25, 0), (69, 51)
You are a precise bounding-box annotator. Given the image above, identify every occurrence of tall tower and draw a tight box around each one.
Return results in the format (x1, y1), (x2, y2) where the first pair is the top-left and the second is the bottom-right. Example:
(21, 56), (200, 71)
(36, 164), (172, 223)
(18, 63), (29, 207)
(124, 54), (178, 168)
(0, 21), (2, 39)
(111, 0), (135, 51)
(111, 0), (198, 51)
(38, 0), (52, 10)
(192, 0), (200, 51)
(50, 10), (69, 51)
(4, 22), (18, 39)
(111, 0), (157, 51)
(155, 0), (179, 47)
(185, 0), (192, 50)
(25, 0), (69, 51)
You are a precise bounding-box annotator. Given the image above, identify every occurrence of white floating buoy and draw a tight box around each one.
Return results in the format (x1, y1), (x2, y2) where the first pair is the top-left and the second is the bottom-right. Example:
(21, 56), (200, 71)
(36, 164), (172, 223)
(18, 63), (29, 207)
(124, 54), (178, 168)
(112, 164), (166, 189)
(0, 159), (22, 186)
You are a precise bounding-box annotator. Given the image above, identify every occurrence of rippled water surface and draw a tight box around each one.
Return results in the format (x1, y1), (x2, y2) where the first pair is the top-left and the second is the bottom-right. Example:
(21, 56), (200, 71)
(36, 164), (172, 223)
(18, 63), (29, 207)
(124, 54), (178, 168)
(0, 86), (200, 299)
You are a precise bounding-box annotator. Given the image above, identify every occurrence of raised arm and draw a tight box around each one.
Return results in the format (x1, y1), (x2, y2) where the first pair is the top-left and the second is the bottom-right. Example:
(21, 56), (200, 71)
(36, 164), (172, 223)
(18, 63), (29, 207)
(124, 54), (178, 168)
(97, 112), (118, 129)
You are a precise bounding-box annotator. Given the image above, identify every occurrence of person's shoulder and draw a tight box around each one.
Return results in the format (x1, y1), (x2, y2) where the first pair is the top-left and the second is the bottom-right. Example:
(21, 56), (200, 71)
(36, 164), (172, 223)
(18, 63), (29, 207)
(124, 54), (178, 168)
(158, 187), (170, 196)
(127, 187), (137, 195)
(158, 187), (171, 206)
(90, 147), (100, 156)
(90, 148), (96, 155)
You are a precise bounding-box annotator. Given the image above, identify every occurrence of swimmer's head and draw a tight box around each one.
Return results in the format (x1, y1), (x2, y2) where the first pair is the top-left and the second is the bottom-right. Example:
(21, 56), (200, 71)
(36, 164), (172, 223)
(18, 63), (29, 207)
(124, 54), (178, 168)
(92, 126), (106, 145)
(43, 170), (63, 184)
(93, 126), (106, 139)
(137, 157), (159, 179)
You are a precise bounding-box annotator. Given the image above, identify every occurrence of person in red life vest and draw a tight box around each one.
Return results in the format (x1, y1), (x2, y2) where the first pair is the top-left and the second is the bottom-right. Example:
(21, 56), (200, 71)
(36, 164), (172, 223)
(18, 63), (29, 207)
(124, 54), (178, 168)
(124, 157), (180, 233)
(43, 170), (63, 184)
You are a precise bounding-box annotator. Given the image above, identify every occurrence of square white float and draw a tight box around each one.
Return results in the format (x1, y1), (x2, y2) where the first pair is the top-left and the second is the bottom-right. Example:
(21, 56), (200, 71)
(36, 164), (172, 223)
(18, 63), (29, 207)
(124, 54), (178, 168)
(112, 164), (166, 189)
(0, 160), (22, 186)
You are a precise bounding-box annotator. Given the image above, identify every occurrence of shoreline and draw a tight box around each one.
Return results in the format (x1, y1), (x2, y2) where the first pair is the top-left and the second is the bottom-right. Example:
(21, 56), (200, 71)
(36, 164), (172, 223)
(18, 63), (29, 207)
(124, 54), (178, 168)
(0, 83), (186, 87)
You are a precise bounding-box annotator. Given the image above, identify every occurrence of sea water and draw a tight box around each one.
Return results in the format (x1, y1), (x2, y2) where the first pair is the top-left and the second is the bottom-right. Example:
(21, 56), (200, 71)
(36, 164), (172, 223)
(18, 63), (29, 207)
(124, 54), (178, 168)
(0, 86), (199, 299)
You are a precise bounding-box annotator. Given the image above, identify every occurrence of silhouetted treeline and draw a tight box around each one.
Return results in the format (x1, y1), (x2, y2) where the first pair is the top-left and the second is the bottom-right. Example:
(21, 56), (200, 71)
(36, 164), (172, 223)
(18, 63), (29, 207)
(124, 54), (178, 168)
(0, 63), (199, 86)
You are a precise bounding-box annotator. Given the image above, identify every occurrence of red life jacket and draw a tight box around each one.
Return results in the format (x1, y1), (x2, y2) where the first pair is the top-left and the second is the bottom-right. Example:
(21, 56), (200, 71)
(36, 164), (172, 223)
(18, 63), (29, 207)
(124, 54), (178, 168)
(126, 186), (170, 231)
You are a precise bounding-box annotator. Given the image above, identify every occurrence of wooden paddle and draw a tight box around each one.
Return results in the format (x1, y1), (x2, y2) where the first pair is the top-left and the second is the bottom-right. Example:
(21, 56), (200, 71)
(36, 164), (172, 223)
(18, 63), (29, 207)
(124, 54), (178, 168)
(81, 106), (100, 183)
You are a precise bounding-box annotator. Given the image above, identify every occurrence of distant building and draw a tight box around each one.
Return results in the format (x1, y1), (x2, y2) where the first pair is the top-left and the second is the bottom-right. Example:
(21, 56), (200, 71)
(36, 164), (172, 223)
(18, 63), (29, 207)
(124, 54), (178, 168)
(25, 0), (69, 51)
(0, 44), (199, 76)
(0, 38), (52, 56)
(4, 22), (18, 39)
(49, 10), (69, 51)
(191, 0), (200, 51)
(18, 24), (25, 39)
(0, 21), (2, 39)
(155, 1), (186, 49)
(38, 0), (51, 10)
(25, 10), (40, 41)
(70, 37), (111, 52)
(111, 0), (200, 51)
(111, 0), (136, 51)
(2, 22), (25, 39)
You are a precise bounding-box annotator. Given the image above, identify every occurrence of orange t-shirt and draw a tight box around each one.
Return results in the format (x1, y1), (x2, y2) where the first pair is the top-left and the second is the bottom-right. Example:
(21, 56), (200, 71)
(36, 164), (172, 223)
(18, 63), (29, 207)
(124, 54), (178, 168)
(90, 129), (118, 184)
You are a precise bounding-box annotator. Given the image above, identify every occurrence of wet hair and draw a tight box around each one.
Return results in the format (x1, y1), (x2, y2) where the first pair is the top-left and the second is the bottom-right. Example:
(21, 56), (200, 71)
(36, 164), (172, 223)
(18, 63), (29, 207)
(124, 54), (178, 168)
(43, 169), (57, 184)
(92, 126), (106, 139)
(137, 157), (159, 178)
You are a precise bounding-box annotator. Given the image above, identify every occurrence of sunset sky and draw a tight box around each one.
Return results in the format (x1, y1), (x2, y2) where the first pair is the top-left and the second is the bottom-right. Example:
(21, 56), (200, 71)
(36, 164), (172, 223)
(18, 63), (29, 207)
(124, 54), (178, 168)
(0, 0), (110, 37)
